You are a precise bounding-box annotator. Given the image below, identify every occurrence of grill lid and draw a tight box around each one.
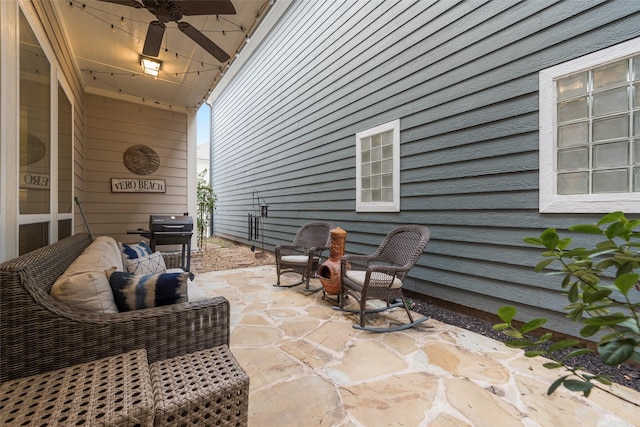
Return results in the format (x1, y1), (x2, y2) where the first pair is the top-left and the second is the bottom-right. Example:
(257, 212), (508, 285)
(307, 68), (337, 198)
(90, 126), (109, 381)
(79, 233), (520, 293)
(149, 215), (193, 232)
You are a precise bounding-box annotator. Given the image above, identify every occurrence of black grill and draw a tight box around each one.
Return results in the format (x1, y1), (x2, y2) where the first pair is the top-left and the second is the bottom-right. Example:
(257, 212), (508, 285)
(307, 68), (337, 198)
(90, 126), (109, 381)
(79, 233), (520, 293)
(128, 215), (194, 273)
(149, 215), (193, 233)
(149, 215), (193, 273)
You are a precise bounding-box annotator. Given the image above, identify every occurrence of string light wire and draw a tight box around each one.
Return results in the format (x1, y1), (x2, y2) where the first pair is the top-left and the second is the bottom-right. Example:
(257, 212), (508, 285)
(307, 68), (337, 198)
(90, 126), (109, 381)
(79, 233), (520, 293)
(65, 0), (272, 108)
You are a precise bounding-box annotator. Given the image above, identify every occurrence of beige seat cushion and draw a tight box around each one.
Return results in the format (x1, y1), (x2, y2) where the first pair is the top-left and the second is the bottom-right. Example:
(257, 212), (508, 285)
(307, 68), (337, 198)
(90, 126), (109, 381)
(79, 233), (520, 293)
(99, 235), (124, 271)
(345, 270), (403, 289)
(56, 236), (123, 281)
(51, 236), (122, 313)
(51, 271), (119, 314)
(280, 255), (318, 264)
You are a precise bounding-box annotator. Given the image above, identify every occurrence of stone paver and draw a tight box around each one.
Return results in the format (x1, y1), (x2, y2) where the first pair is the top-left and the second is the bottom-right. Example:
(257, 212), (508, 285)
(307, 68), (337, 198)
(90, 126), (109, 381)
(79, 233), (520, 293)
(191, 266), (640, 427)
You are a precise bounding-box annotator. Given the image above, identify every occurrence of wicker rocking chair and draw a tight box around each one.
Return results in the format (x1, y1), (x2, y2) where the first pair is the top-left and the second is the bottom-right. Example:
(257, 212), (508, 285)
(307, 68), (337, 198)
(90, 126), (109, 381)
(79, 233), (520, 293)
(273, 222), (333, 292)
(337, 225), (430, 332)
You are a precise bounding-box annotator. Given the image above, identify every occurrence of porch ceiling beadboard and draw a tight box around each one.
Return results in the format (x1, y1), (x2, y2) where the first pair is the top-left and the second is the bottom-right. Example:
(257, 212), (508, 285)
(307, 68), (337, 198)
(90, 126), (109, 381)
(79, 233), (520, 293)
(210, 0), (640, 338)
(53, 0), (271, 108)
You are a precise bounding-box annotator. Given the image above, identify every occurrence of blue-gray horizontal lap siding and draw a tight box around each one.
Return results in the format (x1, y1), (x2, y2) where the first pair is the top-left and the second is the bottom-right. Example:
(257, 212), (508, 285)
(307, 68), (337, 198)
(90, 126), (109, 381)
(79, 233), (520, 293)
(211, 0), (640, 337)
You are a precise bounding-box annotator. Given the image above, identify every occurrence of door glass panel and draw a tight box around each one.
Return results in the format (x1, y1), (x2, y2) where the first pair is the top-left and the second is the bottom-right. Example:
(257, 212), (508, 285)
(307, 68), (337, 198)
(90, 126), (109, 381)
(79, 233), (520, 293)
(19, 10), (50, 215)
(58, 84), (72, 213)
(19, 222), (49, 255)
(58, 219), (72, 240)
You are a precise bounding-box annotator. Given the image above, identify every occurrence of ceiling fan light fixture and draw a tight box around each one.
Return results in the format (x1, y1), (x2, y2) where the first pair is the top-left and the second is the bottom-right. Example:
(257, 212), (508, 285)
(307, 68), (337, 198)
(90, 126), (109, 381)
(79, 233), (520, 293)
(140, 55), (162, 77)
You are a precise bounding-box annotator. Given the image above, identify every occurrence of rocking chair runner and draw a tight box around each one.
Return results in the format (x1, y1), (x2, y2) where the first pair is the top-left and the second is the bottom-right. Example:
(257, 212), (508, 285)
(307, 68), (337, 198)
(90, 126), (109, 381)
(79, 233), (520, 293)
(273, 222), (333, 292)
(337, 224), (430, 332)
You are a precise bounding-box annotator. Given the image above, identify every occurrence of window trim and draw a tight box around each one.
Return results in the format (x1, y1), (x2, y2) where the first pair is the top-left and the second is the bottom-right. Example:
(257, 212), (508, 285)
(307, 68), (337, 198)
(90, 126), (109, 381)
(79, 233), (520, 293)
(539, 36), (640, 213)
(355, 119), (400, 212)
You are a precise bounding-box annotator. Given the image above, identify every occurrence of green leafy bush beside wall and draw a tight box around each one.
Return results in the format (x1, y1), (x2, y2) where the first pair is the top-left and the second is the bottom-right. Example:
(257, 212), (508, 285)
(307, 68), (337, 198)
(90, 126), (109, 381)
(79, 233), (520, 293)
(494, 212), (639, 402)
(196, 169), (216, 249)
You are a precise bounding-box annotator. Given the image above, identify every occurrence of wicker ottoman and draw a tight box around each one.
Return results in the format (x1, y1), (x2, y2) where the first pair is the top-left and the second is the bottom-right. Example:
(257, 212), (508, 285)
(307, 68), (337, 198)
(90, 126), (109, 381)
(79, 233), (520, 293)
(0, 349), (154, 426)
(149, 345), (249, 426)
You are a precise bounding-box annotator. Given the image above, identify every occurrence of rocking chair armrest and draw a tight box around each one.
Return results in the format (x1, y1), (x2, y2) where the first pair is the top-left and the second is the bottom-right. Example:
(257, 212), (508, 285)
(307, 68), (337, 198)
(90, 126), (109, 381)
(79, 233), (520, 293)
(296, 246), (321, 260)
(309, 246), (329, 256)
(341, 254), (385, 271)
(277, 245), (326, 258)
(275, 245), (300, 257)
(341, 254), (372, 262)
(367, 264), (410, 276)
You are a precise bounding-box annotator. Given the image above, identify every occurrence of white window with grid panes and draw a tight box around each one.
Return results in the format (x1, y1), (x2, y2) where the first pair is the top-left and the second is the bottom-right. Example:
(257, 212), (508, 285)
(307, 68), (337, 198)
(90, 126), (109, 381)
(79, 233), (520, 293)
(355, 119), (400, 212)
(539, 37), (640, 213)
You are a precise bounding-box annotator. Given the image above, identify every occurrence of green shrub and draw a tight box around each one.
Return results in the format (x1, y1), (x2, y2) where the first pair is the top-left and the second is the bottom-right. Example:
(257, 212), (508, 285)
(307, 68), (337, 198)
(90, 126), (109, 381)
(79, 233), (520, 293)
(196, 169), (216, 249)
(494, 212), (639, 402)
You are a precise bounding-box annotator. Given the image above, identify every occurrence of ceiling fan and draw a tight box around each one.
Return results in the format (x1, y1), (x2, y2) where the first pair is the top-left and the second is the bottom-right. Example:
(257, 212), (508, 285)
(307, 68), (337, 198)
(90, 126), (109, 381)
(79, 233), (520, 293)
(97, 0), (236, 62)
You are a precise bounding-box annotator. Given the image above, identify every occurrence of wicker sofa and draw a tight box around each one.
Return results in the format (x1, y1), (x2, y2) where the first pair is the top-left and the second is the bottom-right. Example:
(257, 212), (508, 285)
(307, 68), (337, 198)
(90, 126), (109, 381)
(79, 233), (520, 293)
(0, 233), (249, 425)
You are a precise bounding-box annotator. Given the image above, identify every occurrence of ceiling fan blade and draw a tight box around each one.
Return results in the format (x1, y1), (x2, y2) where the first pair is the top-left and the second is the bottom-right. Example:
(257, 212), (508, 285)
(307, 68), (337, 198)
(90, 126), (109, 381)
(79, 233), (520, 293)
(178, 0), (236, 16)
(178, 22), (230, 62)
(142, 21), (165, 57)
(96, 0), (144, 8)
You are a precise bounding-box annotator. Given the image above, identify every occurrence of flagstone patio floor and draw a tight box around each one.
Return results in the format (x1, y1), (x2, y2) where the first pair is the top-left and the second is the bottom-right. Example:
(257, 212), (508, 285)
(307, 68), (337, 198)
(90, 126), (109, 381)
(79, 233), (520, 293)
(190, 265), (639, 427)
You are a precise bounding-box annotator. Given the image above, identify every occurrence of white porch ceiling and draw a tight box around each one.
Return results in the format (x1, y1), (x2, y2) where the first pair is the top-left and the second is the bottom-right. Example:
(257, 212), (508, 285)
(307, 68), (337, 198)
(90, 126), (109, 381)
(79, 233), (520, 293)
(53, 0), (271, 109)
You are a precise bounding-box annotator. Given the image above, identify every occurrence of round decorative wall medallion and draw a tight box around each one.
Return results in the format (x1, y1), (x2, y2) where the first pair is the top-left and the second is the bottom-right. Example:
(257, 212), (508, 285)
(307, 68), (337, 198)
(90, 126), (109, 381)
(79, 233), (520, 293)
(123, 145), (160, 175)
(21, 133), (47, 165)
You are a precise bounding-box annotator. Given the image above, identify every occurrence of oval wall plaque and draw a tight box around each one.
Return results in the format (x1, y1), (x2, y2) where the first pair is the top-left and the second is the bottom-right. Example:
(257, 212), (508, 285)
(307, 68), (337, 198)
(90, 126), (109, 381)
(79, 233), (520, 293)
(123, 145), (160, 175)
